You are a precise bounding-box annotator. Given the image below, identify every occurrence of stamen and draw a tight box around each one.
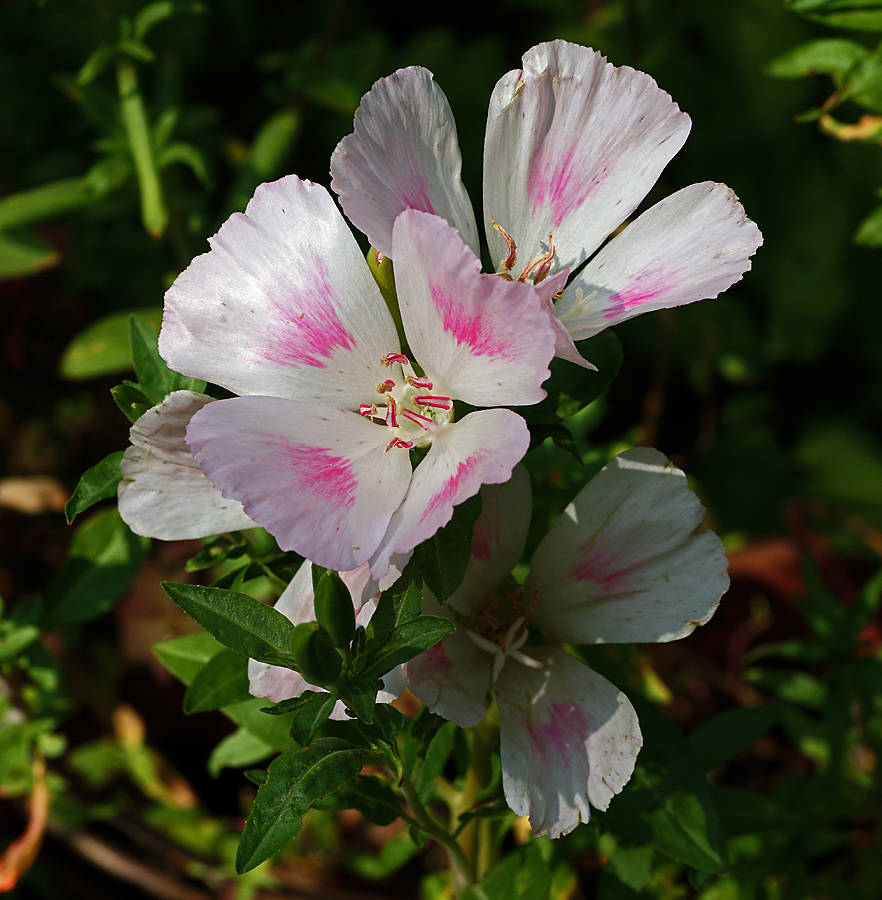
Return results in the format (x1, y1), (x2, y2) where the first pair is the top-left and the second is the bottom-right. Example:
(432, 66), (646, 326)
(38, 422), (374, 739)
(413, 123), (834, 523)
(385, 403), (398, 428)
(377, 379), (396, 394)
(385, 437), (414, 452)
(518, 234), (556, 284)
(401, 409), (433, 430)
(492, 221), (517, 272)
(406, 375), (434, 390)
(414, 395), (453, 410)
(359, 404), (376, 417)
(383, 352), (410, 366)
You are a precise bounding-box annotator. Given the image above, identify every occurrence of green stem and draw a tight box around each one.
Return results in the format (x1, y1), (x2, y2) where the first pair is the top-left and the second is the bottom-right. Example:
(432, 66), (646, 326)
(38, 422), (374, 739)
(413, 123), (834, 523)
(454, 717), (498, 881)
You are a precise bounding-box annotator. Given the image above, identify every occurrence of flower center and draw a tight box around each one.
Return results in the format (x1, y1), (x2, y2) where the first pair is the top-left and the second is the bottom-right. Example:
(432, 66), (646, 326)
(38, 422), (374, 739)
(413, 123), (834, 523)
(464, 585), (542, 683)
(491, 221), (557, 286)
(360, 352), (453, 452)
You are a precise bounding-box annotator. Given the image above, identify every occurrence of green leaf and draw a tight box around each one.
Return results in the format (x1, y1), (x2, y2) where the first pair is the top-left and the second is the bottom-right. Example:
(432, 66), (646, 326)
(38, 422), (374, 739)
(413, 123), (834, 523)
(284, 691), (337, 745)
(208, 727), (274, 778)
(111, 381), (153, 423)
(363, 553), (423, 646)
(855, 202), (882, 246)
(746, 668), (826, 708)
(766, 38), (869, 83)
(43, 510), (149, 628)
(184, 648), (251, 713)
(332, 774), (401, 826)
(77, 45), (116, 86)
(0, 231), (59, 280)
(156, 141), (212, 186)
(133, 1), (206, 42)
(359, 617), (455, 682)
(235, 738), (362, 873)
(461, 845), (551, 900)
(312, 568), (355, 648)
(65, 451), (124, 523)
(154, 632), (223, 683)
(339, 676), (377, 724)
(787, 0), (882, 30)
(161, 582), (302, 668)
(129, 315), (175, 404)
(421, 493), (482, 603)
(687, 705), (780, 771)
(60, 308), (162, 380)
(415, 721), (457, 799)
(0, 178), (96, 231)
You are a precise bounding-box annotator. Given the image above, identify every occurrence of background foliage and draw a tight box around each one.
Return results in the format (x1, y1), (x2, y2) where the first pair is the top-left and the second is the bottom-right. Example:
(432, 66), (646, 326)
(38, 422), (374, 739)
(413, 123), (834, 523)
(2, 0), (882, 897)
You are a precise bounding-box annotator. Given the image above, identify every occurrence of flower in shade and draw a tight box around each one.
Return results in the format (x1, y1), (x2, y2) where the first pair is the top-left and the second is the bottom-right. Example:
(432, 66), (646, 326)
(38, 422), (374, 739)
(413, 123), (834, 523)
(331, 40), (762, 368)
(396, 449), (729, 838)
(144, 175), (555, 576)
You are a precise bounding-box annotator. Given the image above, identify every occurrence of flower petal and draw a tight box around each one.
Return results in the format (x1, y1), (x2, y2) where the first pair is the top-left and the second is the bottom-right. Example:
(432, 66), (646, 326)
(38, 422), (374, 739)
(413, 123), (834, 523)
(484, 41), (690, 275)
(392, 210), (555, 406)
(369, 409), (530, 579)
(447, 465), (532, 616)
(534, 270), (597, 370)
(495, 647), (641, 838)
(556, 182), (763, 340)
(118, 391), (256, 540)
(331, 66), (479, 258)
(187, 395), (412, 571)
(525, 448), (728, 645)
(160, 176), (399, 407)
(404, 618), (491, 728)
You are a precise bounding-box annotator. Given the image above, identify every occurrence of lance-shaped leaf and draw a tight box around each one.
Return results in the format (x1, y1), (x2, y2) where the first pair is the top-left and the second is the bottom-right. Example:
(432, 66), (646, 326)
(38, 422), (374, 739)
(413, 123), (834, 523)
(358, 616), (456, 682)
(263, 691), (337, 746)
(184, 648), (251, 714)
(129, 315), (204, 405)
(65, 451), (124, 523)
(161, 582), (301, 668)
(363, 553), (423, 647)
(236, 738), (362, 873)
(421, 493), (482, 604)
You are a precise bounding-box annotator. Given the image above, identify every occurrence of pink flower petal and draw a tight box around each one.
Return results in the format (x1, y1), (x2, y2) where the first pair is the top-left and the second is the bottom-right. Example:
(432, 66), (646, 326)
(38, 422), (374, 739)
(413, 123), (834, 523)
(484, 41), (690, 277)
(331, 66), (479, 259)
(160, 176), (399, 407)
(186, 395), (412, 571)
(525, 448), (729, 645)
(118, 391), (256, 540)
(368, 409), (530, 579)
(495, 647), (641, 838)
(557, 182), (763, 339)
(392, 210), (555, 406)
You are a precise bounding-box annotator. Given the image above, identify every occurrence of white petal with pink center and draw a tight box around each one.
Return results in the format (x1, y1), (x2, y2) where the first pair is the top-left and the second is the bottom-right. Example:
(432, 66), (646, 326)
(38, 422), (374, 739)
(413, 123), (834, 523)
(331, 66), (479, 259)
(525, 447), (729, 645)
(392, 210), (554, 407)
(160, 176), (399, 408)
(556, 182), (763, 340)
(186, 396), (412, 571)
(118, 391), (256, 540)
(495, 647), (641, 838)
(368, 409), (530, 579)
(249, 562), (398, 716)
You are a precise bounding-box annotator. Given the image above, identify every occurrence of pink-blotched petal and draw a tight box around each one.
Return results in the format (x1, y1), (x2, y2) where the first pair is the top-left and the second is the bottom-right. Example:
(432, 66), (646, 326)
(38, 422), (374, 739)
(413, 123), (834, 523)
(339, 552), (412, 608)
(392, 210), (555, 406)
(369, 409), (530, 579)
(160, 176), (399, 408)
(404, 610), (491, 728)
(331, 67), (479, 259)
(186, 396), (412, 572)
(557, 182), (763, 340)
(524, 448), (729, 645)
(483, 41), (690, 276)
(118, 391), (256, 540)
(249, 565), (397, 716)
(495, 647), (641, 838)
(534, 270), (597, 370)
(446, 465), (532, 617)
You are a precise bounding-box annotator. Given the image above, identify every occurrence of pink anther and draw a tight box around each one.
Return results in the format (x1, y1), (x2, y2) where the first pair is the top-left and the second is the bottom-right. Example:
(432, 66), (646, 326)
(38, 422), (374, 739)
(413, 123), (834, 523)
(518, 235), (556, 285)
(401, 409), (433, 430)
(406, 375), (434, 390)
(376, 379), (396, 393)
(414, 395), (453, 410)
(383, 352), (410, 366)
(492, 221), (518, 272)
(385, 403), (398, 428)
(359, 404), (376, 417)
(385, 437), (414, 452)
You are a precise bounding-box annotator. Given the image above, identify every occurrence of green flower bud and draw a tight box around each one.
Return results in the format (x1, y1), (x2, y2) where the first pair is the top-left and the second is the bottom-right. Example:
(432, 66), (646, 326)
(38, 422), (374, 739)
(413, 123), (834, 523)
(291, 622), (342, 687)
(313, 570), (356, 649)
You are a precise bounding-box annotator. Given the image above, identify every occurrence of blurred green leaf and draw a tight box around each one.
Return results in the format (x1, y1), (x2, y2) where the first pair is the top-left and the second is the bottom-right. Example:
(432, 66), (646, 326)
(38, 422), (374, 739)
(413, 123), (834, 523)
(688, 705), (780, 771)
(154, 632), (224, 683)
(77, 45), (116, 86)
(208, 727), (274, 777)
(855, 201), (882, 244)
(461, 845), (551, 900)
(767, 38), (868, 83)
(43, 510), (149, 628)
(60, 308), (162, 380)
(236, 738), (362, 873)
(746, 669), (827, 708)
(133, 0), (206, 42)
(422, 493), (482, 603)
(0, 178), (96, 230)
(787, 0), (882, 31)
(161, 582), (302, 668)
(65, 450), (124, 523)
(184, 648), (251, 713)
(0, 231), (59, 280)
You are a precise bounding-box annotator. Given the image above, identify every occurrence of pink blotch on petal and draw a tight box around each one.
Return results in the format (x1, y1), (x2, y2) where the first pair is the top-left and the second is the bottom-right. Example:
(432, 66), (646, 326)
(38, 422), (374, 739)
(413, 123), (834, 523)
(399, 170), (436, 215)
(527, 145), (602, 229)
(265, 258), (357, 368)
(421, 641), (453, 675)
(430, 284), (508, 359)
(568, 537), (632, 593)
(283, 444), (358, 508)
(471, 519), (498, 562)
(421, 453), (486, 523)
(525, 700), (597, 771)
(602, 270), (670, 319)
